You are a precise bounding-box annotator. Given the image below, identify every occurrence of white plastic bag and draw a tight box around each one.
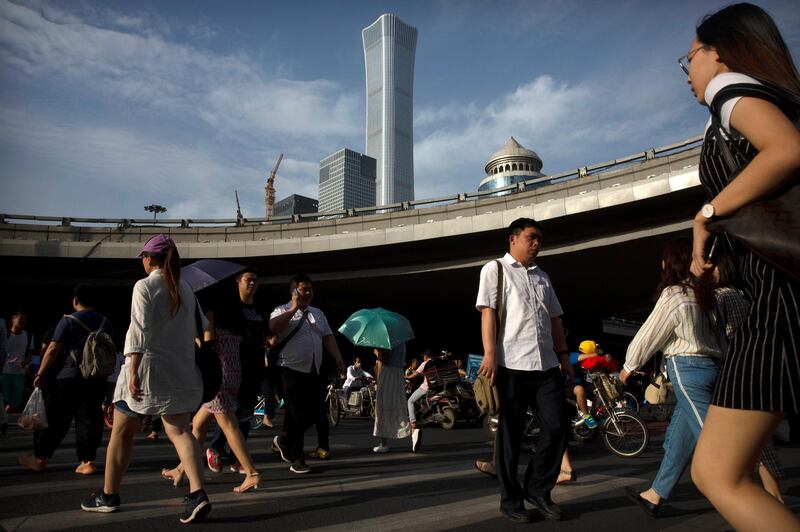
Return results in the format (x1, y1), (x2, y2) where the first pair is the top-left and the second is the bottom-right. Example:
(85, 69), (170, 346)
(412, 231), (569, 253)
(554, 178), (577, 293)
(18, 388), (48, 430)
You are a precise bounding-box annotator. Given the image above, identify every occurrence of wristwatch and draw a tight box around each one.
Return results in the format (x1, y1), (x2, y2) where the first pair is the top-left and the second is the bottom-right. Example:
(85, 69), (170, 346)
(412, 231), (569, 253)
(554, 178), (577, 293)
(701, 203), (716, 220)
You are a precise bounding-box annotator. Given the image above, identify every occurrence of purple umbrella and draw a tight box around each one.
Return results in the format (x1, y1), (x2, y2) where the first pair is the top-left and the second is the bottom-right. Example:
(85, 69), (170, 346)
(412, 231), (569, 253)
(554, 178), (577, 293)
(181, 259), (246, 292)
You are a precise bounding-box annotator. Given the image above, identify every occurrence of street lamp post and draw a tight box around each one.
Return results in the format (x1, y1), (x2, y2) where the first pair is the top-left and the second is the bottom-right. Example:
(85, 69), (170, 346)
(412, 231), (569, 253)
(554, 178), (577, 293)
(144, 204), (167, 223)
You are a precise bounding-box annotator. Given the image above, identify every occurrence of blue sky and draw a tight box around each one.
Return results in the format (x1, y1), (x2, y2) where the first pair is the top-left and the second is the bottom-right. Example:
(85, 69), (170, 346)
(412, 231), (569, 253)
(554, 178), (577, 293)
(1, 0), (798, 219)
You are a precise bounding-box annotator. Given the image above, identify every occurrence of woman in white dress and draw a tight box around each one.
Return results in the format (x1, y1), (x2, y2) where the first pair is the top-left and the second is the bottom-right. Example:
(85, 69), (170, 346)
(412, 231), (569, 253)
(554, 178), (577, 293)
(80, 235), (210, 524)
(372, 343), (412, 453)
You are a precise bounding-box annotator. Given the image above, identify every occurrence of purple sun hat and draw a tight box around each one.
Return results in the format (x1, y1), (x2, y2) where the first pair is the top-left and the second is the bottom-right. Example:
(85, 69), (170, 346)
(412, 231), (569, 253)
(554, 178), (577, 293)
(137, 234), (176, 257)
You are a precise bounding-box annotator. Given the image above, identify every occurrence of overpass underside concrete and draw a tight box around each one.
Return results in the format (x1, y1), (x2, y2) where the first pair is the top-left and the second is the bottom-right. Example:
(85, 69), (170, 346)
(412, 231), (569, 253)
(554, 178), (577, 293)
(0, 186), (704, 358)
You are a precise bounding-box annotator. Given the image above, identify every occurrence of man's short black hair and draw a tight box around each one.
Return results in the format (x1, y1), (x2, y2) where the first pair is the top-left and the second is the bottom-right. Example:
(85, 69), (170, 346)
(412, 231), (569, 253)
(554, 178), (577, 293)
(507, 217), (543, 239)
(289, 274), (312, 290)
(236, 268), (259, 281)
(74, 284), (99, 308)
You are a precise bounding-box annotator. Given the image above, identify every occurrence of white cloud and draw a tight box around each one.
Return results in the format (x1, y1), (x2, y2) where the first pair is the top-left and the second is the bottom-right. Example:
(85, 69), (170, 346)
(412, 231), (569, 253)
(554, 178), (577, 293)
(0, 0), (360, 140)
(0, 106), (321, 219)
(413, 70), (700, 198)
(0, 0), (726, 220)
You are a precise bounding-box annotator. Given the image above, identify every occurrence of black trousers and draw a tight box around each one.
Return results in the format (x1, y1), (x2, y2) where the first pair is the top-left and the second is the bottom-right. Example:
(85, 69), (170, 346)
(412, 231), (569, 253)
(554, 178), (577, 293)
(313, 373), (330, 451)
(279, 366), (321, 461)
(496, 366), (567, 510)
(208, 365), (264, 456)
(34, 377), (106, 461)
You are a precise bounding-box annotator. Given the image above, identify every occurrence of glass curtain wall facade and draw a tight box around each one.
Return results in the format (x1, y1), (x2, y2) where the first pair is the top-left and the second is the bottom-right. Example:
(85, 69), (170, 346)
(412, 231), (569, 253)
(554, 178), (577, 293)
(274, 194), (318, 217)
(362, 14), (417, 206)
(319, 149), (377, 213)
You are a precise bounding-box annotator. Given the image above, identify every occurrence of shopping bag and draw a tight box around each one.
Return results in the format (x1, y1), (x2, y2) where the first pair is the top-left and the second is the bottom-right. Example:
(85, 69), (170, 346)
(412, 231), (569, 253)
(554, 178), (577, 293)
(18, 388), (48, 430)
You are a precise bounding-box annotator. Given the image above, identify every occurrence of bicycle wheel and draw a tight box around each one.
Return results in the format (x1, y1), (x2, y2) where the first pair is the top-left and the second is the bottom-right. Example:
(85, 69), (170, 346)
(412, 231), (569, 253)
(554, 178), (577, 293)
(327, 393), (342, 427)
(250, 395), (265, 430)
(572, 421), (597, 442)
(483, 414), (498, 439)
(440, 407), (457, 430)
(602, 412), (649, 458)
(622, 392), (639, 413)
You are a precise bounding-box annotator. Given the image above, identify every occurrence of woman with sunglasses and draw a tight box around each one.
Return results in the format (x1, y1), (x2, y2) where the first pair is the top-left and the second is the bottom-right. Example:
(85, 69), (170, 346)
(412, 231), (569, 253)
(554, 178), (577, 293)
(680, 4), (800, 530)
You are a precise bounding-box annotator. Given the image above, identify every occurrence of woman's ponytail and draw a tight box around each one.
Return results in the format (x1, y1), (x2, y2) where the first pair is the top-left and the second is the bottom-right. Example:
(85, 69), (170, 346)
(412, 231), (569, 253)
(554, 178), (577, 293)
(162, 246), (182, 315)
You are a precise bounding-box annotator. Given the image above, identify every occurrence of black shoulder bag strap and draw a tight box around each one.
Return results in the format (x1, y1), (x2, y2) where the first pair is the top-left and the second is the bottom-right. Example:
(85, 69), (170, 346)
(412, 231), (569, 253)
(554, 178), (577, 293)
(280, 310), (310, 347)
(268, 309), (310, 366)
(709, 81), (799, 174)
(494, 259), (505, 345)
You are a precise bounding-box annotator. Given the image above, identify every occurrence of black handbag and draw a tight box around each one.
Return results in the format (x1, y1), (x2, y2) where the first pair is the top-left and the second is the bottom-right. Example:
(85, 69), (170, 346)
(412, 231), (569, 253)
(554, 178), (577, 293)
(194, 300), (222, 404)
(707, 82), (800, 283)
(266, 309), (309, 369)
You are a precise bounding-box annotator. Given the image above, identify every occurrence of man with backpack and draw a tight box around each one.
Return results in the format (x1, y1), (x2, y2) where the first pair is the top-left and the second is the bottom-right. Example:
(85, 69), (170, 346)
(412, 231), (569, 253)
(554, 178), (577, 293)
(18, 284), (115, 474)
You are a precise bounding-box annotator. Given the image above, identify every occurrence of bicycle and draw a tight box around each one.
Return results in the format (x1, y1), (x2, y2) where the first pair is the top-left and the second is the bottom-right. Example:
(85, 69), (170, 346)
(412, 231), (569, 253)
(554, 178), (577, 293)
(326, 382), (342, 427)
(251, 394), (266, 430)
(573, 372), (649, 457)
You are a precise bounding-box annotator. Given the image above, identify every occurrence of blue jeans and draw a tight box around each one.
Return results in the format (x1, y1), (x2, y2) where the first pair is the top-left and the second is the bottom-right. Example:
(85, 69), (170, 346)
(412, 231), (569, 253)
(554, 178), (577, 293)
(651, 355), (720, 499)
(407, 386), (427, 423)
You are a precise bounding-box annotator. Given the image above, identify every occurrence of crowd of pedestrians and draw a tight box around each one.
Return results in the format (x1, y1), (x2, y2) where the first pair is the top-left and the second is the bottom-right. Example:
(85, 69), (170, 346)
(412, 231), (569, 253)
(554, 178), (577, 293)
(2, 2), (799, 529)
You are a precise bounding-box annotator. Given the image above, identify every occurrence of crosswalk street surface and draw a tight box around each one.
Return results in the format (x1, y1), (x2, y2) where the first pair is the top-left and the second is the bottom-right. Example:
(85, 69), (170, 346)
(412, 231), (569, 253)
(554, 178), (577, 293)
(2, 415), (799, 530)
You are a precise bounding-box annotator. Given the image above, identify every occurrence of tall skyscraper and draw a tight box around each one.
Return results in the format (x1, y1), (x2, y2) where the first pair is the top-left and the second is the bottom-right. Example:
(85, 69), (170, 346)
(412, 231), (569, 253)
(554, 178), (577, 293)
(318, 149), (377, 213)
(273, 194), (318, 217)
(362, 13), (417, 206)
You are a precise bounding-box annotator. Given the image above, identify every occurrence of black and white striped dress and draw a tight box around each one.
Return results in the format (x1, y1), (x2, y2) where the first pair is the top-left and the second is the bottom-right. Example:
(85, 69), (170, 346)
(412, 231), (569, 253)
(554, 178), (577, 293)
(700, 74), (800, 413)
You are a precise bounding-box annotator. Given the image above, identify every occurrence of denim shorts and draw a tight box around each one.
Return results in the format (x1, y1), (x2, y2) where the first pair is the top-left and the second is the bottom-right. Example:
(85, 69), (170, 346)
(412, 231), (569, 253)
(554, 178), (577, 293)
(114, 400), (144, 419)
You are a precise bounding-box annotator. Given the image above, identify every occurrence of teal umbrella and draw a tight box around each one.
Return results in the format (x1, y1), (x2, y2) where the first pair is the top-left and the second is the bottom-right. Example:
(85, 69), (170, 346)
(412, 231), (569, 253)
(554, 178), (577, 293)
(338, 308), (415, 350)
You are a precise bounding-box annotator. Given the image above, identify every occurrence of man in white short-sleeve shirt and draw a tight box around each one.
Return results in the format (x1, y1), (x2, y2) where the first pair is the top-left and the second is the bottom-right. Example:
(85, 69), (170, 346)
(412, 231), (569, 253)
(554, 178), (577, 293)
(269, 274), (344, 474)
(476, 218), (572, 523)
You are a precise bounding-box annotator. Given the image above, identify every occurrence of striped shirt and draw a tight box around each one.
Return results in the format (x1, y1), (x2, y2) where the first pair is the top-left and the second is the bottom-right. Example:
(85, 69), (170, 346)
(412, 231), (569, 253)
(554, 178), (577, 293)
(623, 285), (724, 373)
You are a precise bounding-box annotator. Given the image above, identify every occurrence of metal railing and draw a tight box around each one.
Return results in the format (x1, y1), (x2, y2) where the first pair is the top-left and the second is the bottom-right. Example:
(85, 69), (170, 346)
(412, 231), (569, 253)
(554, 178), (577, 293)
(0, 135), (703, 229)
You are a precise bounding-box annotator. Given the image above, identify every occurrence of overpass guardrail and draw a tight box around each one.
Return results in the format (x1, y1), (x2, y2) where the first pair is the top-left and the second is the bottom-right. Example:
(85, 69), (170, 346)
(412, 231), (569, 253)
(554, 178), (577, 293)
(1, 135), (703, 232)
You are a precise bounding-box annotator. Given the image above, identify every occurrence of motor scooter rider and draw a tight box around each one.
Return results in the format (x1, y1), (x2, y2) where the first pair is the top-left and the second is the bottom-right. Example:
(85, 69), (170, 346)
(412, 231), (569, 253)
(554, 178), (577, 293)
(343, 356), (373, 402)
(406, 350), (433, 429)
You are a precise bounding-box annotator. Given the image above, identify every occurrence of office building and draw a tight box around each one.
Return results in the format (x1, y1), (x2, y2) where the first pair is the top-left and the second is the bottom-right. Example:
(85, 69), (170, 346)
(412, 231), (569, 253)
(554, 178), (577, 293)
(318, 149), (377, 213)
(362, 13), (417, 206)
(273, 194), (318, 217)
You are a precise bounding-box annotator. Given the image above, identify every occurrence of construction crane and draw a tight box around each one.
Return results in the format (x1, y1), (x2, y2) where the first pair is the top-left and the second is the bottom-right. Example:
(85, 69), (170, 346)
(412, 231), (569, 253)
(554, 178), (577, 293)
(234, 189), (244, 225)
(264, 153), (283, 219)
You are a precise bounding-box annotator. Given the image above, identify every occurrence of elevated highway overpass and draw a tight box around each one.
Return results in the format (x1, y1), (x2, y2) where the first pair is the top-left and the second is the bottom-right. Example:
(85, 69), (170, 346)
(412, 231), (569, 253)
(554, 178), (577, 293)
(0, 137), (705, 357)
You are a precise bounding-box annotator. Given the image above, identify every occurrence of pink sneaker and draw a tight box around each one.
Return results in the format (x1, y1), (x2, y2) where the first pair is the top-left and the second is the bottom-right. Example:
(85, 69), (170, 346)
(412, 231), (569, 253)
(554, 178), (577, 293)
(205, 448), (222, 473)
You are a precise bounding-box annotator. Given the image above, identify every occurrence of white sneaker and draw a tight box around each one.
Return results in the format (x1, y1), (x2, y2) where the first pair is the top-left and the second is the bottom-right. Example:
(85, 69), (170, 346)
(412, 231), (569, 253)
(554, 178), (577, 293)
(411, 428), (421, 453)
(372, 445), (390, 454)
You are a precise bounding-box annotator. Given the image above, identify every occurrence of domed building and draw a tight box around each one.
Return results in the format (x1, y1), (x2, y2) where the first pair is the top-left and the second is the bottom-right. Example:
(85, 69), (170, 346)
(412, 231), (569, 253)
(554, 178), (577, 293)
(478, 137), (544, 194)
